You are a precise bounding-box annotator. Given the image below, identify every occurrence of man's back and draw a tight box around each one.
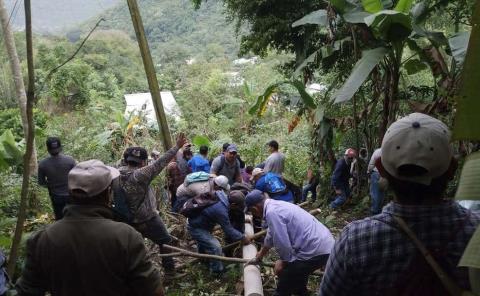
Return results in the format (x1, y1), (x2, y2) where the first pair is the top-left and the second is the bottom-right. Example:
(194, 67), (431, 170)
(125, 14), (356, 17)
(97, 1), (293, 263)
(319, 201), (480, 296)
(264, 199), (334, 262)
(264, 152), (285, 175)
(16, 205), (161, 296)
(176, 179), (211, 199)
(38, 154), (75, 196)
(188, 155), (210, 173)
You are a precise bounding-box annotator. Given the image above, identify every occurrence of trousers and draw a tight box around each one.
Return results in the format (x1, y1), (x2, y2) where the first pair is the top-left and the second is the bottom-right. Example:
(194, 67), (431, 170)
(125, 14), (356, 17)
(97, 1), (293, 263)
(275, 254), (329, 296)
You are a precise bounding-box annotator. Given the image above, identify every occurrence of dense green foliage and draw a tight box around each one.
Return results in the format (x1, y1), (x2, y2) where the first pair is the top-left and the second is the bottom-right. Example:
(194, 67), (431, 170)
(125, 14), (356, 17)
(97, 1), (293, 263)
(1, 0), (479, 293)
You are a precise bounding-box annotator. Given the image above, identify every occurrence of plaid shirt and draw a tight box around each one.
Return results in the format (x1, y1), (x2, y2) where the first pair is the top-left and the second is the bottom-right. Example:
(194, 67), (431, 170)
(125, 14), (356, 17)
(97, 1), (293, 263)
(319, 201), (480, 296)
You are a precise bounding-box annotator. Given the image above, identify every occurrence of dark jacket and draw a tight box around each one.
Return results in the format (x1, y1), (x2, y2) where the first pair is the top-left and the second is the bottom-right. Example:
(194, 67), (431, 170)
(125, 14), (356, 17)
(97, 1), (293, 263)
(16, 205), (162, 296)
(331, 157), (351, 189)
(38, 153), (76, 197)
(188, 192), (244, 241)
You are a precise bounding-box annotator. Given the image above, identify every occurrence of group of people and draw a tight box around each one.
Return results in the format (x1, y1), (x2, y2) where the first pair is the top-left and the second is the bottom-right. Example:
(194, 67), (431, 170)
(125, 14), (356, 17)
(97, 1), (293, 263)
(13, 112), (480, 296)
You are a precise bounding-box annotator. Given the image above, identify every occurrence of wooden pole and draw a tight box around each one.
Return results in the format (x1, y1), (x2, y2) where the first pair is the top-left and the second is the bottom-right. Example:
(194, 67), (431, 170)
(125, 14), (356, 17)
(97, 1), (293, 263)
(162, 244), (273, 267)
(243, 215), (263, 296)
(126, 0), (172, 150)
(7, 0), (35, 276)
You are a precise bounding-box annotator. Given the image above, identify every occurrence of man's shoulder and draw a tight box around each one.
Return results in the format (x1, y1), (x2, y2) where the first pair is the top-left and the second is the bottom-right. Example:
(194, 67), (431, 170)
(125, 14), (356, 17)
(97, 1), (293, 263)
(211, 155), (222, 167)
(338, 214), (392, 241)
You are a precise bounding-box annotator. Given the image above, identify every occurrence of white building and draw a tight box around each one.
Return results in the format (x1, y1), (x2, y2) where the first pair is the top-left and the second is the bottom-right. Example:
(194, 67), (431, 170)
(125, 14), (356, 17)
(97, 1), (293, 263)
(124, 91), (181, 125)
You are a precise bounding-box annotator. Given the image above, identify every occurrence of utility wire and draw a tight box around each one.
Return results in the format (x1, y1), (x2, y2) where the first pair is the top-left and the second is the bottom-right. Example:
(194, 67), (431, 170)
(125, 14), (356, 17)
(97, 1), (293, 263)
(36, 18), (105, 98)
(5, 0), (20, 31)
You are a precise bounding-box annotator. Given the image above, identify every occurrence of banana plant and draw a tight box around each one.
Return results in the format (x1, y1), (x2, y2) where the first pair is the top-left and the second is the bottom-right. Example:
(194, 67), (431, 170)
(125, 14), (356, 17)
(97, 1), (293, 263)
(0, 129), (23, 172)
(292, 0), (472, 138)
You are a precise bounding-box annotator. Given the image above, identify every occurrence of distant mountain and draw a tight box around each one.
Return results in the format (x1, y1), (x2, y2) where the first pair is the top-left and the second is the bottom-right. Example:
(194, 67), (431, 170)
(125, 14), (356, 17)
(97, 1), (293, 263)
(78, 0), (241, 60)
(4, 0), (120, 34)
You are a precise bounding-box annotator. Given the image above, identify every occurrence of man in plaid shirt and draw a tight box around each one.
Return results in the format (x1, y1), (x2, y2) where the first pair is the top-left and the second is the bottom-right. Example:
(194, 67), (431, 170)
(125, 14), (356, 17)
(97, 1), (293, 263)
(319, 113), (480, 295)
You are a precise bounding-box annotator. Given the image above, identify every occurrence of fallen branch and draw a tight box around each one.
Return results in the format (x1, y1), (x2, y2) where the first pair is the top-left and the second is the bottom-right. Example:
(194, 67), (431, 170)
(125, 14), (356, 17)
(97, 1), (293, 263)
(223, 208), (322, 251)
(162, 244), (274, 267)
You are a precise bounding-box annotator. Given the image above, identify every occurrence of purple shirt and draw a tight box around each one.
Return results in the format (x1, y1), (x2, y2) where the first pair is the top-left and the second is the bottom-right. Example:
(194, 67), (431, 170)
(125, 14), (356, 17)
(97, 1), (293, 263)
(241, 170), (251, 184)
(263, 199), (334, 262)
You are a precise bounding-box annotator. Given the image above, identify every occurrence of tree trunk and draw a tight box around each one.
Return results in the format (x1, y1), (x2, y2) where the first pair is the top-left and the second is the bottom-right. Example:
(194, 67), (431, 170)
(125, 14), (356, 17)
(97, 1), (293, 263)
(0, 0), (37, 174)
(7, 0), (36, 277)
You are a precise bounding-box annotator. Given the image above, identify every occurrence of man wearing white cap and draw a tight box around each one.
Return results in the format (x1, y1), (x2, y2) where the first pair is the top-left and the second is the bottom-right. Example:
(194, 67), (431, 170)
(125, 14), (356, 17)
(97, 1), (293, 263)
(319, 113), (480, 295)
(17, 160), (164, 296)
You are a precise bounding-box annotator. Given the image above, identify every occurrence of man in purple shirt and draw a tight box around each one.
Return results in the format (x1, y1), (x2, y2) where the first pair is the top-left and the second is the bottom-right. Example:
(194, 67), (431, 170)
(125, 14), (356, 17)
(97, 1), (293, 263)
(245, 190), (334, 296)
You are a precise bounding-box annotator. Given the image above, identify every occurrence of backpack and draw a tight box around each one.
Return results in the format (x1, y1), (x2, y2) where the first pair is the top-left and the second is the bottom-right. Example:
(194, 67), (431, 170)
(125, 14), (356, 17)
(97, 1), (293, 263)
(179, 192), (219, 218)
(185, 171), (210, 186)
(264, 172), (287, 194)
(376, 215), (470, 296)
(111, 172), (134, 224)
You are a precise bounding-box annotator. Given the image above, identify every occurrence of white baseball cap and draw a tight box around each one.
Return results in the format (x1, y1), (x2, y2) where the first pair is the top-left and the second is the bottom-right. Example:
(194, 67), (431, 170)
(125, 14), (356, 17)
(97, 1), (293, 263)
(381, 113), (452, 185)
(250, 168), (264, 181)
(214, 175), (230, 191)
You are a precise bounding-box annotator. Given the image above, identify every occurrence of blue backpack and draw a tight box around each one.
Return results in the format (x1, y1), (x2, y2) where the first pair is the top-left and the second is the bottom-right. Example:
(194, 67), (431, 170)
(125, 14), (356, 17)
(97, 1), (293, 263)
(264, 172), (287, 194)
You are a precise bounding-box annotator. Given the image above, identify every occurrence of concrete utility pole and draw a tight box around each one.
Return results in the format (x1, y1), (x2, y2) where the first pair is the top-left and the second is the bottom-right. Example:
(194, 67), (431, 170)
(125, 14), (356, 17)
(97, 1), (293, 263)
(127, 0), (173, 150)
(243, 215), (264, 296)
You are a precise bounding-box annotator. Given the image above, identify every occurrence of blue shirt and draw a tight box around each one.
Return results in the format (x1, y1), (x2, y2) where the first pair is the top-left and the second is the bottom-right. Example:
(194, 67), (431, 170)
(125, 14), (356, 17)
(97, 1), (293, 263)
(263, 199), (334, 262)
(255, 174), (294, 203)
(188, 154), (211, 173)
(187, 191), (244, 241)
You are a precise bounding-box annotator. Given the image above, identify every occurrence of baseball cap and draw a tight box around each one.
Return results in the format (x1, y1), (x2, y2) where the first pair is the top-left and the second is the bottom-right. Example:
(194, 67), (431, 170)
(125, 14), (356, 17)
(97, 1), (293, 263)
(46, 137), (62, 154)
(226, 144), (238, 153)
(214, 175), (230, 191)
(381, 113), (452, 186)
(68, 160), (120, 197)
(250, 168), (264, 181)
(126, 147), (148, 164)
(245, 189), (265, 208)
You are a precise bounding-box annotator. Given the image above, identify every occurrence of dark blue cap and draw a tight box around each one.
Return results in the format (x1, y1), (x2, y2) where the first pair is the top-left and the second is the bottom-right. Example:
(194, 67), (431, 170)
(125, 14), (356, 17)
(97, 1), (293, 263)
(245, 189), (264, 208)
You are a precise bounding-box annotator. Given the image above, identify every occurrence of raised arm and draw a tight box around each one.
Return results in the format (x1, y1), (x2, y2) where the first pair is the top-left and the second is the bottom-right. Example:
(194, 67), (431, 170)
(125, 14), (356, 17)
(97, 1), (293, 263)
(134, 134), (188, 184)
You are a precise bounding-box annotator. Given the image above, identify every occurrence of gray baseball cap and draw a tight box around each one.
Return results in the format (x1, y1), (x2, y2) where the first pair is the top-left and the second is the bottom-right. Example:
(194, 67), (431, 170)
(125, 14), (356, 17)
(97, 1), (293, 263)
(68, 160), (120, 197)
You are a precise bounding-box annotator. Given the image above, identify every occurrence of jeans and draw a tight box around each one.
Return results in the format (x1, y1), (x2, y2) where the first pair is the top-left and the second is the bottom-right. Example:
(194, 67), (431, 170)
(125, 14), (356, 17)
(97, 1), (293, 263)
(370, 171), (385, 215)
(329, 184), (350, 209)
(302, 183), (318, 202)
(50, 194), (69, 220)
(188, 225), (224, 273)
(134, 215), (174, 271)
(275, 254), (329, 296)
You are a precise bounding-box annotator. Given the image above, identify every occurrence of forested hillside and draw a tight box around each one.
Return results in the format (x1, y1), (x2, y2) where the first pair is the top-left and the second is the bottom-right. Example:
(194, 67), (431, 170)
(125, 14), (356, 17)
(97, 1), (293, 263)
(4, 0), (120, 33)
(77, 0), (241, 62)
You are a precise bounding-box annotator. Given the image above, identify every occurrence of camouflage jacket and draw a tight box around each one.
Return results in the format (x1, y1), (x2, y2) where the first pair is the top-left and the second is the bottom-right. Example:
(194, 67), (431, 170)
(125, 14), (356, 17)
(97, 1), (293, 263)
(119, 146), (179, 224)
